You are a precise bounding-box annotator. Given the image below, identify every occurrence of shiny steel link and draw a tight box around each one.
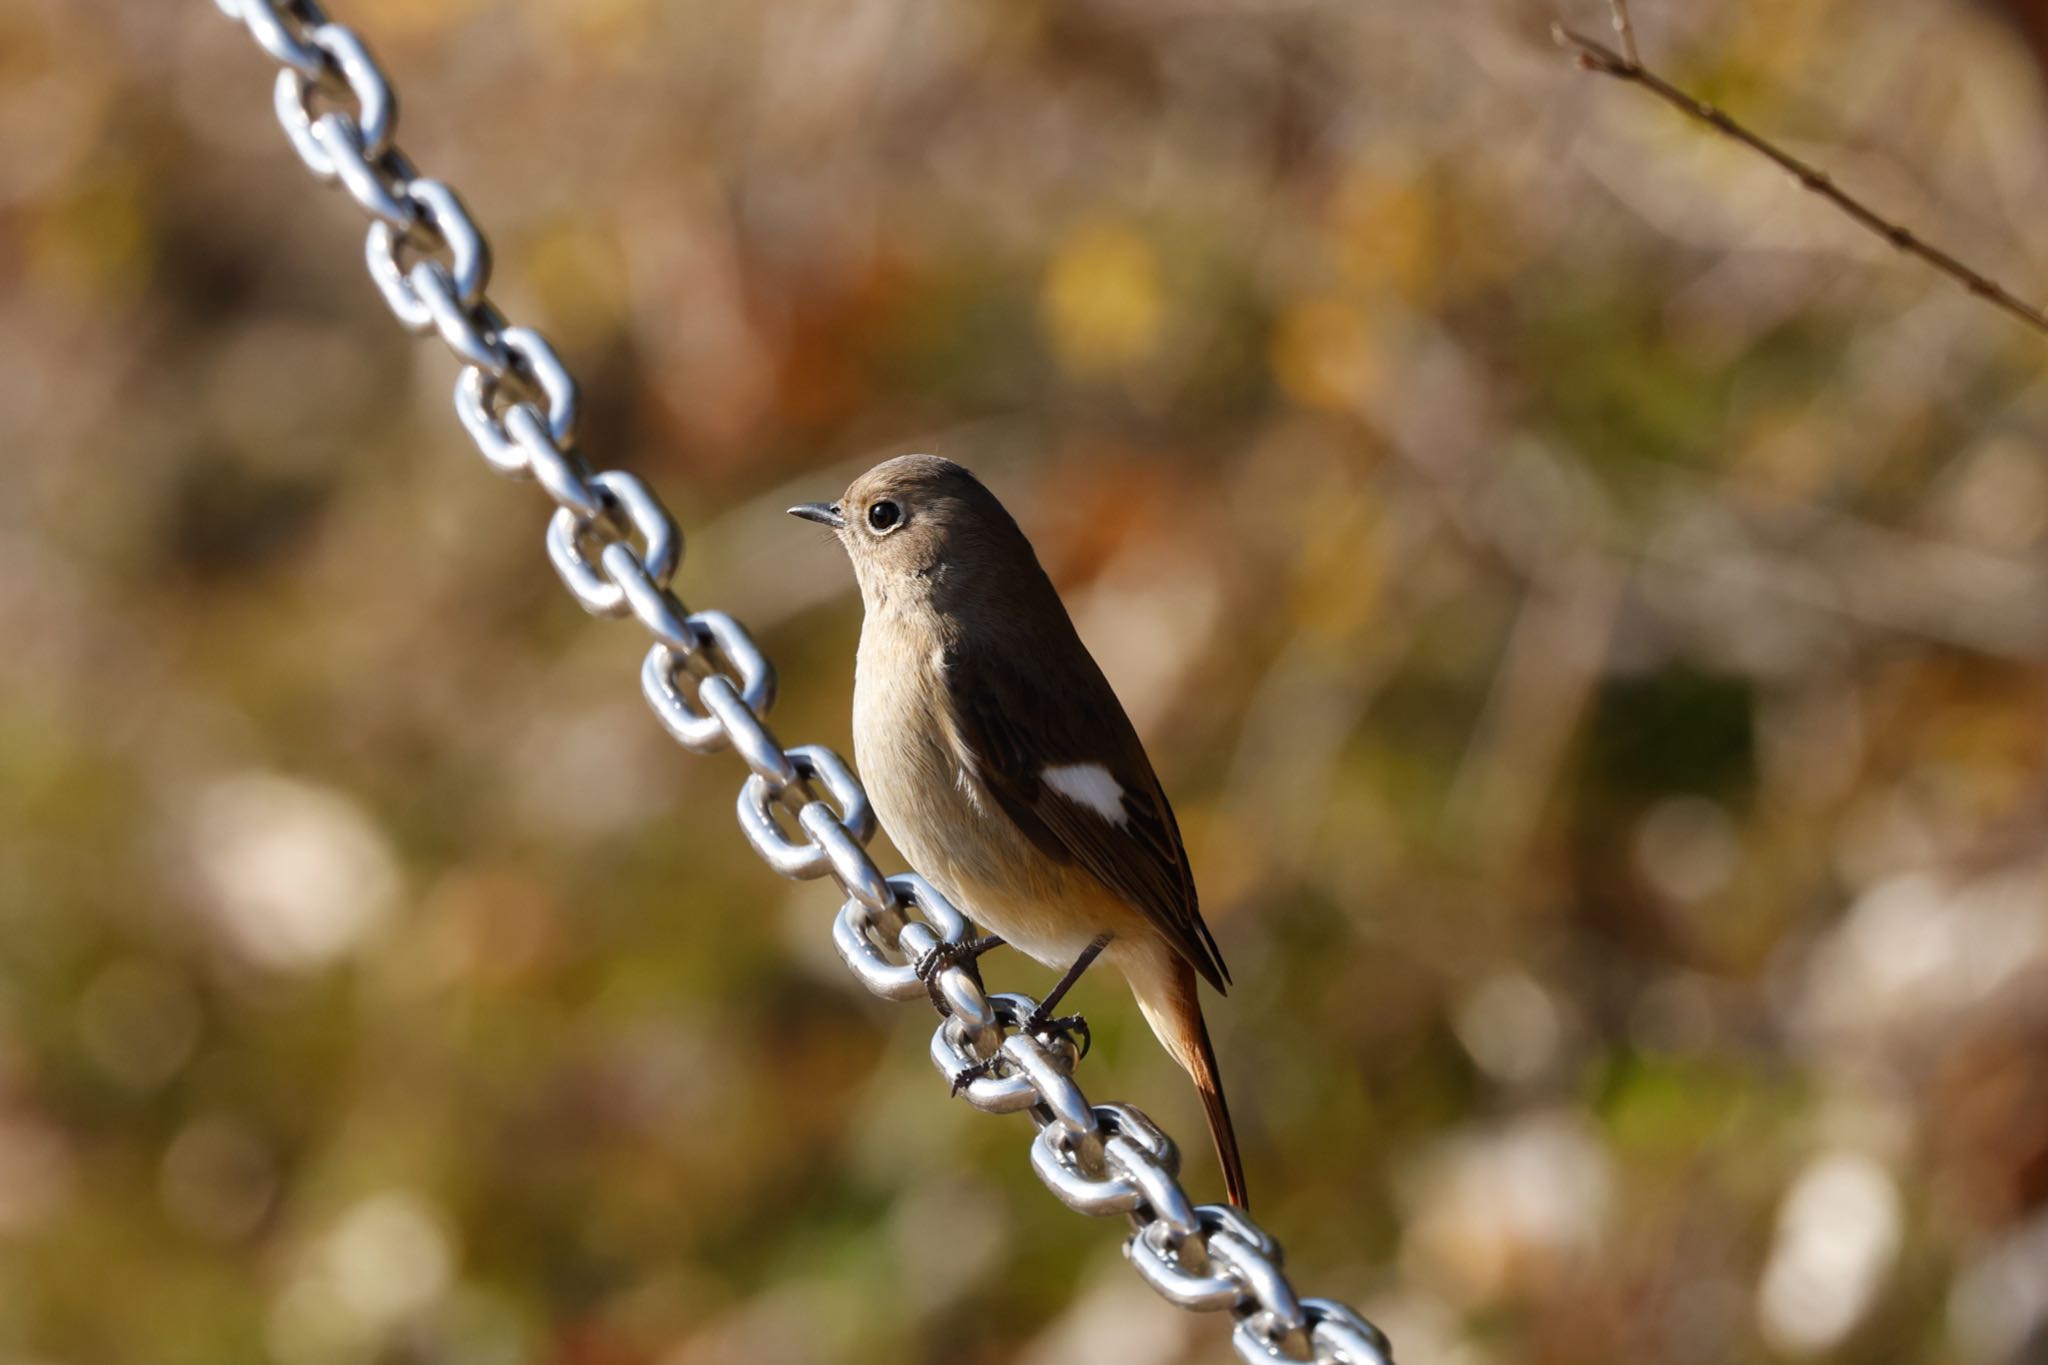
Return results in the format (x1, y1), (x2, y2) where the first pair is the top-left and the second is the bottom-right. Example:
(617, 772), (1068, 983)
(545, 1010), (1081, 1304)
(1303, 1303), (1395, 1365)
(924, 968), (998, 1042)
(833, 872), (972, 1000)
(900, 931), (997, 1042)
(927, 956), (996, 1029)
(701, 680), (797, 788)
(1110, 1133), (1201, 1239)
(931, 995), (1056, 1108)
(423, 271), (513, 373)
(224, 0), (329, 77)
(801, 807), (896, 912)
(1128, 1204), (1271, 1311)
(275, 23), (394, 179)
(1214, 1229), (1309, 1359)
(692, 671), (764, 752)
(737, 744), (875, 878)
(641, 645), (713, 750)
(456, 328), (578, 470)
(1012, 1033), (1100, 1141)
(640, 612), (776, 754)
(367, 180), (491, 331)
(308, 116), (416, 227)
(1234, 1321), (1313, 1365)
(547, 469), (681, 616)
(216, 6), (1391, 1358)
(605, 547), (698, 654)
(512, 416), (601, 521)
(1031, 1104), (1172, 1216)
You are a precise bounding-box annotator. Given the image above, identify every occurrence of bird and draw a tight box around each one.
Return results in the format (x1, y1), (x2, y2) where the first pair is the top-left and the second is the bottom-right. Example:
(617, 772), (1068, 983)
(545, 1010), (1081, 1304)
(789, 454), (1248, 1209)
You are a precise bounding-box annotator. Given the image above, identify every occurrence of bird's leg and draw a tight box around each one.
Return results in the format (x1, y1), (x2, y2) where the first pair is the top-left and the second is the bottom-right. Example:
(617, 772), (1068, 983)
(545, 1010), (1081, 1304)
(944, 936), (1108, 1095)
(916, 934), (1005, 1018)
(927, 934), (1009, 1096)
(1020, 935), (1110, 1063)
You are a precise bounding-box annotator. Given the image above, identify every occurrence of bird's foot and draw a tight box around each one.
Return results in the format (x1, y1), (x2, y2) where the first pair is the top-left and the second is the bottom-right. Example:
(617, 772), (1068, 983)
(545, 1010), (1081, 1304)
(948, 1054), (1002, 1097)
(946, 1004), (1090, 1097)
(1021, 1008), (1092, 1064)
(916, 934), (1004, 1018)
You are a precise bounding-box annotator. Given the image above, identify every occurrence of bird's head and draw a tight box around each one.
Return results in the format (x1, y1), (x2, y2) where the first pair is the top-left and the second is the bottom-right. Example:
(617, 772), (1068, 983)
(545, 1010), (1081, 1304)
(789, 454), (1027, 609)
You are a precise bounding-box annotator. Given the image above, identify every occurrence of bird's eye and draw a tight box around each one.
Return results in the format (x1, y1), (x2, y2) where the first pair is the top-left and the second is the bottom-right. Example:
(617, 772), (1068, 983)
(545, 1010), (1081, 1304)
(867, 500), (902, 532)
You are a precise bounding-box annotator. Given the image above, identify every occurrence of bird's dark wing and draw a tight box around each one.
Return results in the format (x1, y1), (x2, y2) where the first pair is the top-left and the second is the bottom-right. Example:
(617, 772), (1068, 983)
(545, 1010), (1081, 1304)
(941, 637), (1230, 993)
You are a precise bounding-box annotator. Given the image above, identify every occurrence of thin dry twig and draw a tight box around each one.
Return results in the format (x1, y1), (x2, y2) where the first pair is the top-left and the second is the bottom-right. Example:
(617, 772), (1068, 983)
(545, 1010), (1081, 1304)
(1607, 0), (1639, 67)
(1554, 20), (2048, 338)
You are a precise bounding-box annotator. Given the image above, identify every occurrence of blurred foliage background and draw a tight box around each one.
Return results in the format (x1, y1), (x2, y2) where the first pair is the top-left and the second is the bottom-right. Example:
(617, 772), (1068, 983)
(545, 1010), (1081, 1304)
(4, 0), (2048, 1362)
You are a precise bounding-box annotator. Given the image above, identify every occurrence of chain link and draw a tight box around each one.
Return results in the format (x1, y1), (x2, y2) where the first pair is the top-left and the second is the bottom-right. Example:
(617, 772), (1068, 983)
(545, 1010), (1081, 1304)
(210, 4), (1393, 1357)
(546, 469), (681, 617)
(366, 179), (491, 331)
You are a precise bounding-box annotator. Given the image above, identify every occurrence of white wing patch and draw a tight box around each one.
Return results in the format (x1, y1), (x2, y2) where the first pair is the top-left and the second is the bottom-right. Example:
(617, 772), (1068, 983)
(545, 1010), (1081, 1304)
(955, 763), (986, 814)
(1042, 763), (1128, 825)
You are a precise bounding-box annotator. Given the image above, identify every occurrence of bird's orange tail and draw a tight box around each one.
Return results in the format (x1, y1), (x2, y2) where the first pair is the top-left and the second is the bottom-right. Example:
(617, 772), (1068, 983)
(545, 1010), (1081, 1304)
(1133, 952), (1251, 1210)
(1186, 998), (1250, 1210)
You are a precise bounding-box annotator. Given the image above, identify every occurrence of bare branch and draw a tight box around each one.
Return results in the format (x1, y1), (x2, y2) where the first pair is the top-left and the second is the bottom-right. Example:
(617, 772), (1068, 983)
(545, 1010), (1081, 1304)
(1554, 23), (2048, 339)
(1607, 0), (1639, 68)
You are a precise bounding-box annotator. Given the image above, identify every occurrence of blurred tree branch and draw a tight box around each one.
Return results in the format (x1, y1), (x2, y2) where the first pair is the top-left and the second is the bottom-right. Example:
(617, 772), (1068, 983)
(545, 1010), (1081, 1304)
(1555, 6), (2048, 338)
(1606, 0), (1639, 67)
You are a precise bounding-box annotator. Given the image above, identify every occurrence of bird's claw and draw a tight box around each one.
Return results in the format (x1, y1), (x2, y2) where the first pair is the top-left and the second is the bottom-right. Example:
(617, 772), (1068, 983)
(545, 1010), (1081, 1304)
(948, 1055), (1001, 1096)
(915, 934), (1003, 1018)
(1023, 1009), (1092, 1063)
(947, 1008), (1092, 1099)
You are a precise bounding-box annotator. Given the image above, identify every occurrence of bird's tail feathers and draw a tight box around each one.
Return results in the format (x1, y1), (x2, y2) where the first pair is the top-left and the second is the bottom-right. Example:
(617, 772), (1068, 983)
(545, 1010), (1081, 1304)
(1133, 953), (1250, 1210)
(1187, 1000), (1250, 1210)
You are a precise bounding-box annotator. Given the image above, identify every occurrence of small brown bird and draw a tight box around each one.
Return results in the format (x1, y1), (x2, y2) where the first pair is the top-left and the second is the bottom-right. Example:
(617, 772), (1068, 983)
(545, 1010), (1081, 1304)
(791, 454), (1247, 1208)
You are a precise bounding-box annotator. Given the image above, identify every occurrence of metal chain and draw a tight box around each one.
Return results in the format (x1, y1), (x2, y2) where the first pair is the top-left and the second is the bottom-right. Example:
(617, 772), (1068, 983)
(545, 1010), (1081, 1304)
(209, 4), (1394, 1359)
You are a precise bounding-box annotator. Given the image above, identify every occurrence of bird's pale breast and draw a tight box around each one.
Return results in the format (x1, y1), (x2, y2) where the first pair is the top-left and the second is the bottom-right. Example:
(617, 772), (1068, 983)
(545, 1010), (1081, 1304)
(853, 611), (1140, 971)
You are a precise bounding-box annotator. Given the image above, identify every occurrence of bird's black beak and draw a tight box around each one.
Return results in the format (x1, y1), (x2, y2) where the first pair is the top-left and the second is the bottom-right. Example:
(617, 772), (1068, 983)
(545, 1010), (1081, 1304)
(788, 501), (845, 529)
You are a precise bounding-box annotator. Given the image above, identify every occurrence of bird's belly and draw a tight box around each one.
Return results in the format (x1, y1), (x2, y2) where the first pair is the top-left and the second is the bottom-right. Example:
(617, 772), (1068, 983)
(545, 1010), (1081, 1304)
(853, 645), (1115, 971)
